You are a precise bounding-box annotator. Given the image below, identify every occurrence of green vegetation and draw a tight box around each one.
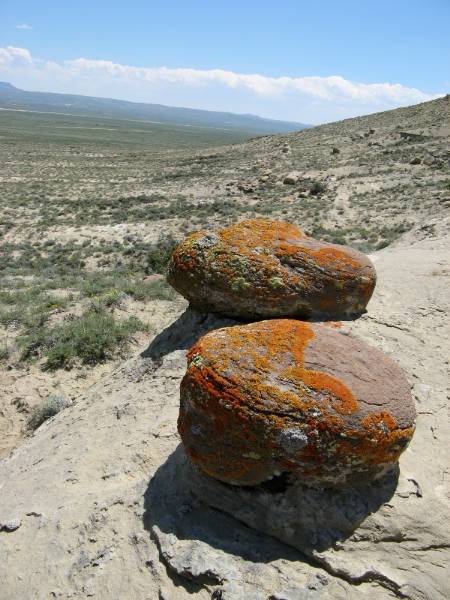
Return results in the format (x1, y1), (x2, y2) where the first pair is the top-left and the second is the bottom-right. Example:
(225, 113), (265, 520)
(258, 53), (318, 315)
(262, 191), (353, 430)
(0, 288), (69, 329)
(309, 181), (327, 196)
(19, 308), (147, 370)
(0, 235), (178, 277)
(0, 109), (252, 151)
(80, 274), (177, 302)
(0, 274), (177, 370)
(1, 94), (448, 378)
(27, 394), (72, 430)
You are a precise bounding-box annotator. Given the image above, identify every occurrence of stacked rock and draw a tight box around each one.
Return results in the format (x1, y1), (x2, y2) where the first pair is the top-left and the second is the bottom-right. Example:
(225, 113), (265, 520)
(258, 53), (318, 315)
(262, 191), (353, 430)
(178, 319), (415, 488)
(168, 219), (416, 491)
(167, 219), (376, 319)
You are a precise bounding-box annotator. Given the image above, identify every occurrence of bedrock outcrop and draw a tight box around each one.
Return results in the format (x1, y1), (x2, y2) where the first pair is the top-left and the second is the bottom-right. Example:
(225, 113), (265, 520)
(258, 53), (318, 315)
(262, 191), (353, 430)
(167, 219), (376, 319)
(178, 319), (416, 487)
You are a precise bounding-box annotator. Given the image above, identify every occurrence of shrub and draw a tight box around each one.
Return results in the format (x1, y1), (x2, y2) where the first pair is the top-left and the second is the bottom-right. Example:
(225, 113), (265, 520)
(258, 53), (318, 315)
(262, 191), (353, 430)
(27, 394), (71, 430)
(144, 234), (178, 274)
(81, 276), (177, 302)
(19, 310), (148, 369)
(309, 181), (327, 196)
(88, 289), (126, 312)
(376, 240), (390, 250)
(120, 278), (178, 301)
(0, 289), (68, 329)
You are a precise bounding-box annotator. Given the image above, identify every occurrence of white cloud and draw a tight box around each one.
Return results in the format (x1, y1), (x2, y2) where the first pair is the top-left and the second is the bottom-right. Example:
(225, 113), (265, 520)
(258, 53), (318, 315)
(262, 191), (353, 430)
(66, 57), (434, 106)
(0, 46), (442, 123)
(16, 24), (33, 30)
(0, 46), (32, 66)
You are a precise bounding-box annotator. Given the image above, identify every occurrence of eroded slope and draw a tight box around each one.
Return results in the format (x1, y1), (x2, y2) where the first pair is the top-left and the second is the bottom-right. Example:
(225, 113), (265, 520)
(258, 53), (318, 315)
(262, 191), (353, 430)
(0, 233), (449, 600)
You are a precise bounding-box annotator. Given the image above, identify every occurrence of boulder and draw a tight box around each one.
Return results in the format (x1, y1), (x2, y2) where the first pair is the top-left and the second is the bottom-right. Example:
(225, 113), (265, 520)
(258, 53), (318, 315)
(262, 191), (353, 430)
(422, 154), (438, 166)
(178, 319), (416, 488)
(237, 180), (256, 193)
(142, 273), (164, 283)
(283, 171), (301, 184)
(167, 219), (376, 319)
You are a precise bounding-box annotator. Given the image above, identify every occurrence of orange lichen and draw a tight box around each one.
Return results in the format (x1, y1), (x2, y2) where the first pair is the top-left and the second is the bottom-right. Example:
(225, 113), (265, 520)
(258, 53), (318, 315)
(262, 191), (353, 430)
(219, 219), (365, 277)
(273, 321), (359, 415)
(168, 219), (376, 319)
(186, 320), (358, 416)
(307, 246), (364, 269)
(220, 219), (305, 251)
(178, 320), (370, 485)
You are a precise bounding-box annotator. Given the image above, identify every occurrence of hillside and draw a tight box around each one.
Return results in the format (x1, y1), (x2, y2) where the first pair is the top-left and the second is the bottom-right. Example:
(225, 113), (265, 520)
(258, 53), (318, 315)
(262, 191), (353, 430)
(0, 95), (449, 456)
(0, 232), (449, 600)
(0, 96), (449, 599)
(0, 81), (307, 135)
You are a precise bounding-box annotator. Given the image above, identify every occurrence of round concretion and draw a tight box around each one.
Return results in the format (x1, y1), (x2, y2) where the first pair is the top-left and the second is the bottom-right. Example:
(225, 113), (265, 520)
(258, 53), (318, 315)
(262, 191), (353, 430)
(178, 319), (416, 488)
(167, 219), (376, 319)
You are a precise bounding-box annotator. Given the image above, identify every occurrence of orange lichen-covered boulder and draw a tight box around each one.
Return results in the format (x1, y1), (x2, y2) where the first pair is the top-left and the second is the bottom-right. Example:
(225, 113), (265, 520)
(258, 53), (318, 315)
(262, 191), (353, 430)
(167, 219), (376, 319)
(178, 320), (415, 488)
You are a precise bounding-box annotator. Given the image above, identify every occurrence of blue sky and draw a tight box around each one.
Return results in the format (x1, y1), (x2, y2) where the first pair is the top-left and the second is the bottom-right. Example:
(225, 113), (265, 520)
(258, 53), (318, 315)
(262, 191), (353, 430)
(0, 0), (448, 123)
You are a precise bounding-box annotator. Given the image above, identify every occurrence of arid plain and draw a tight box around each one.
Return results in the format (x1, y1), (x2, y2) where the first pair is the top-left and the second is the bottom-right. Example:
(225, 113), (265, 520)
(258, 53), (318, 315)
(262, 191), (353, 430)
(0, 96), (449, 599)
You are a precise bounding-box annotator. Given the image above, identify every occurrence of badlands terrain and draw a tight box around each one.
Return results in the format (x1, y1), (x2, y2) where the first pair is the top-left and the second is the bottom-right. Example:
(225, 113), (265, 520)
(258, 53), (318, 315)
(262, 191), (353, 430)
(0, 95), (449, 599)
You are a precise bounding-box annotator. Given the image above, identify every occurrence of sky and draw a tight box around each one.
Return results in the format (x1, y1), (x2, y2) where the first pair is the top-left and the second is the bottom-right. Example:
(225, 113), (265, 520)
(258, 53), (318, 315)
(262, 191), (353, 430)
(0, 0), (448, 124)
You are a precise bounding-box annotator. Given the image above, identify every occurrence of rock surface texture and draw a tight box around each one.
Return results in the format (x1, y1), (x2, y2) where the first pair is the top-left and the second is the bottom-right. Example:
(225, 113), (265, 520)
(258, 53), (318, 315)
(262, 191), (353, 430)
(167, 219), (376, 319)
(179, 319), (415, 487)
(0, 235), (449, 599)
(175, 446), (400, 553)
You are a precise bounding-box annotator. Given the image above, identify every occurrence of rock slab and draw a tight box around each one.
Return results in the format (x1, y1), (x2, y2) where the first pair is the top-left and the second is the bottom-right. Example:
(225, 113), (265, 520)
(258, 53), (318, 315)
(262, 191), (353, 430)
(182, 448), (399, 554)
(0, 235), (449, 600)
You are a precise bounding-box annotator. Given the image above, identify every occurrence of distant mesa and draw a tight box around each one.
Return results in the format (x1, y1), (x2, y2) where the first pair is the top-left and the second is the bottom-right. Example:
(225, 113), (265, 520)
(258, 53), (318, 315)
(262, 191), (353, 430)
(167, 218), (376, 319)
(0, 82), (309, 135)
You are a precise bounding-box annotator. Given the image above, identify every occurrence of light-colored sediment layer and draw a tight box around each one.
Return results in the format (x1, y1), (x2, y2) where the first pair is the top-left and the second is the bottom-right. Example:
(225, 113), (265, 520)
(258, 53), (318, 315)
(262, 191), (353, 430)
(0, 235), (449, 599)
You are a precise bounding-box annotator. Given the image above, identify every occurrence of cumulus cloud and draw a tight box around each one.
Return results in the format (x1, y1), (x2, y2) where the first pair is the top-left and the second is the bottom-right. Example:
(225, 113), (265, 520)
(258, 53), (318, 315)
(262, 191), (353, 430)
(0, 46), (441, 123)
(66, 57), (433, 105)
(16, 24), (33, 30)
(0, 46), (32, 66)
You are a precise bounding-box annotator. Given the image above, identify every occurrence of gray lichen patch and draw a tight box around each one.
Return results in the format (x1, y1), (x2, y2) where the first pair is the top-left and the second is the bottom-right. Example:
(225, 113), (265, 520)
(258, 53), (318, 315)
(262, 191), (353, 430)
(278, 428), (309, 453)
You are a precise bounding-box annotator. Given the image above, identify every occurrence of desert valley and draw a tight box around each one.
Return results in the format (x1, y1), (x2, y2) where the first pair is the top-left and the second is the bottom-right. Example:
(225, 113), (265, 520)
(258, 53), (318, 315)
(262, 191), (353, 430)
(0, 91), (449, 599)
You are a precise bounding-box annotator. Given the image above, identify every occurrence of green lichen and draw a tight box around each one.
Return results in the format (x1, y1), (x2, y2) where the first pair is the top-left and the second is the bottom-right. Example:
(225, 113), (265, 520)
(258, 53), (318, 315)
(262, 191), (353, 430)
(269, 276), (284, 289)
(190, 354), (204, 368)
(242, 451), (261, 460)
(231, 277), (251, 292)
(230, 256), (250, 271)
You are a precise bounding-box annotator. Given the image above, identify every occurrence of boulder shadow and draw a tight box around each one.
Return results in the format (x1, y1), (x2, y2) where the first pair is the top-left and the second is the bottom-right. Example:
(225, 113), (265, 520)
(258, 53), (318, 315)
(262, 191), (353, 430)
(140, 305), (365, 364)
(143, 445), (399, 577)
(143, 446), (306, 573)
(140, 308), (237, 361)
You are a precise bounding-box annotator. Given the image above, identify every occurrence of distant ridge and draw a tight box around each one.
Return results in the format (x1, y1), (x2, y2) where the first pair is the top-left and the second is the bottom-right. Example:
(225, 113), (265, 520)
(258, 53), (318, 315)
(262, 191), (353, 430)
(0, 82), (309, 134)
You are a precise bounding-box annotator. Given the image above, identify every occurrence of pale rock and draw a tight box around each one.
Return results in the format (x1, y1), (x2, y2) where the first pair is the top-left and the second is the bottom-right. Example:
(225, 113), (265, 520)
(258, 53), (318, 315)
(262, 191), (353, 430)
(0, 236), (448, 599)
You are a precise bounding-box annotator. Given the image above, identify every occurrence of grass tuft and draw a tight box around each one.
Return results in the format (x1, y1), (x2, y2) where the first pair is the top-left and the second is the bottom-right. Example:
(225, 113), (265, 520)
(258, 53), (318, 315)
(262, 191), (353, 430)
(19, 309), (148, 370)
(27, 394), (72, 430)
